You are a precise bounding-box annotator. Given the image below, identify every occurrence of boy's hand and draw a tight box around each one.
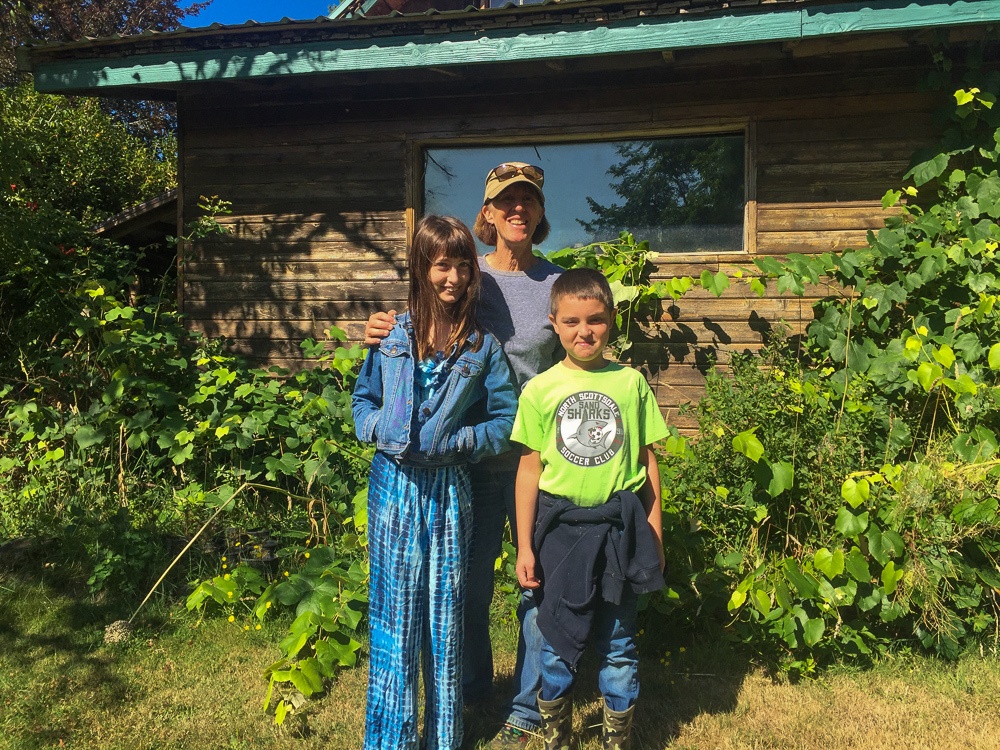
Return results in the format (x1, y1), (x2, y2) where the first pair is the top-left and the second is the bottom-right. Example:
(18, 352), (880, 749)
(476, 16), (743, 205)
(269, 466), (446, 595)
(363, 310), (396, 347)
(516, 548), (541, 590)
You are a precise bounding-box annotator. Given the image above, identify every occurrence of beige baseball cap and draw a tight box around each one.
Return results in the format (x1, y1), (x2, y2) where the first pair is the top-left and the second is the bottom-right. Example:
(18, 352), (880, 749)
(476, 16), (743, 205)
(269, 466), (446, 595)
(482, 162), (545, 204)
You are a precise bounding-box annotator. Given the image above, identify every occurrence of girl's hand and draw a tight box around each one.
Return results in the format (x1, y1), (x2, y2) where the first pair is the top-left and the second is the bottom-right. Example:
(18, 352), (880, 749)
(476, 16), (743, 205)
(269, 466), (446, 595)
(363, 310), (396, 346)
(516, 549), (541, 590)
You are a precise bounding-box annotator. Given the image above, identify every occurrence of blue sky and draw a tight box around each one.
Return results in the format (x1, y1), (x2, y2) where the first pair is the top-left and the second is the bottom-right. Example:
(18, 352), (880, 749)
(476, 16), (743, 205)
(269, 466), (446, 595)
(187, 0), (337, 26)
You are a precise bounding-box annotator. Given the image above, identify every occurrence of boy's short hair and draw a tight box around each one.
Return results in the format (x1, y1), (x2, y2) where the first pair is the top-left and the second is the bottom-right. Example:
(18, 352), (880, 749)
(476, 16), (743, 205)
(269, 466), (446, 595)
(550, 267), (614, 317)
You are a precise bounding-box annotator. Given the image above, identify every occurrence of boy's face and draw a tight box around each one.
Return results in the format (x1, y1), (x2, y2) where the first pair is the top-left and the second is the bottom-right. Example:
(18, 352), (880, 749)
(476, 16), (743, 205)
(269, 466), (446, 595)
(549, 294), (611, 370)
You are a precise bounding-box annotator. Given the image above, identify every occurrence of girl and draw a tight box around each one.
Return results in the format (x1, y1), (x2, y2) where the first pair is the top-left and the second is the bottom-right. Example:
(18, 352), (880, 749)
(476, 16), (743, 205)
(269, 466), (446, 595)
(352, 215), (518, 750)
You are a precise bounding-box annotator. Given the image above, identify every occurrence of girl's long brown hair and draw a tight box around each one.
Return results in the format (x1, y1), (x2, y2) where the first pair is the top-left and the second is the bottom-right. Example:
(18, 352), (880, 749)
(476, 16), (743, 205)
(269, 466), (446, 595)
(408, 215), (483, 360)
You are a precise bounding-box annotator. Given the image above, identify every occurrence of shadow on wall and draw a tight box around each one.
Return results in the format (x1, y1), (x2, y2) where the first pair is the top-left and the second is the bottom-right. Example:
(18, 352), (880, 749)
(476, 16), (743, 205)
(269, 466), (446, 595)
(181, 205), (408, 368)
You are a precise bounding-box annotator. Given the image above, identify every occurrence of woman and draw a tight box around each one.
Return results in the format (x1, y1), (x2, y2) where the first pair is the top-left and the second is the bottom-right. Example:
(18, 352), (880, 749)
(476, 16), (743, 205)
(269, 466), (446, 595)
(364, 162), (562, 746)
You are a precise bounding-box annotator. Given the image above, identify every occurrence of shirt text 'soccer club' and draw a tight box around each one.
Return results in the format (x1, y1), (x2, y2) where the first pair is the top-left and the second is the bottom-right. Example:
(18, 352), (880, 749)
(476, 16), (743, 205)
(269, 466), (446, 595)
(511, 362), (669, 507)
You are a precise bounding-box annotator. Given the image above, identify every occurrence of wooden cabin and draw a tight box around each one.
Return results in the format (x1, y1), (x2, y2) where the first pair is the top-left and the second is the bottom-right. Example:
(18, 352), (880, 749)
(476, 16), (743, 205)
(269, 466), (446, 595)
(20, 0), (1000, 431)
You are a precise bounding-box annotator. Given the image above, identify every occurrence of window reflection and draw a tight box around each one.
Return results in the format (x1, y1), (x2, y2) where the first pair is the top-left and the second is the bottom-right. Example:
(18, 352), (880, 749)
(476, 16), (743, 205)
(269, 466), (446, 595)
(424, 134), (745, 255)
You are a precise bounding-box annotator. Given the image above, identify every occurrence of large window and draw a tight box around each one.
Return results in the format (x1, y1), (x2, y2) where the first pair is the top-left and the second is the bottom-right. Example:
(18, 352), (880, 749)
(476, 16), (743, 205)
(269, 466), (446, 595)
(423, 133), (745, 255)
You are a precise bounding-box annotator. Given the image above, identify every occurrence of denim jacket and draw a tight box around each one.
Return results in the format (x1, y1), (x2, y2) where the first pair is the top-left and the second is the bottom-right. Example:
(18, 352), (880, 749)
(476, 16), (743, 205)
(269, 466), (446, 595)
(352, 313), (517, 466)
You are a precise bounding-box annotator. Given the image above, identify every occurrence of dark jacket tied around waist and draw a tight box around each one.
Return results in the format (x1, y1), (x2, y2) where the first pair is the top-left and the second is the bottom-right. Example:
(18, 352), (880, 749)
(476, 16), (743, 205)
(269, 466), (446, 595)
(533, 490), (666, 668)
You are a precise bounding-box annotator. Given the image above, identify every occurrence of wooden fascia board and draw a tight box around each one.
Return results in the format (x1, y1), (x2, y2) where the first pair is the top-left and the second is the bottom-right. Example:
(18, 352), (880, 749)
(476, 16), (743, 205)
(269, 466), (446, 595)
(29, 0), (1000, 94)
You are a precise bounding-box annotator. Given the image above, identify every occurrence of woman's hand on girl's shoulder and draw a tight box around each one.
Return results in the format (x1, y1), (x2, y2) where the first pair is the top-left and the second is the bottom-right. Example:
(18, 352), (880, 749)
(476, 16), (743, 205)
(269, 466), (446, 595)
(364, 310), (396, 347)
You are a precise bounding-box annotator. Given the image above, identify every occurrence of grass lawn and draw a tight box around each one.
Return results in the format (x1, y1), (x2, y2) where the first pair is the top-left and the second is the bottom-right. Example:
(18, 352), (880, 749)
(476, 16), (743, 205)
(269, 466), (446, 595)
(3, 569), (1000, 750)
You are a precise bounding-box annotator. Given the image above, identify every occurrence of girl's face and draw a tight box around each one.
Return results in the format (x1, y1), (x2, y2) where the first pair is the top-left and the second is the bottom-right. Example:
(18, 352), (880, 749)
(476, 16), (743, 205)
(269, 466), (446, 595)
(428, 253), (473, 308)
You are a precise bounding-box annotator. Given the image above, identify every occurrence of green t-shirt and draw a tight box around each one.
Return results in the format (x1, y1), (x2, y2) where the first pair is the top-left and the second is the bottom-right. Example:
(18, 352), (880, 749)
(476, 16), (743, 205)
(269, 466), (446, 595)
(511, 361), (669, 507)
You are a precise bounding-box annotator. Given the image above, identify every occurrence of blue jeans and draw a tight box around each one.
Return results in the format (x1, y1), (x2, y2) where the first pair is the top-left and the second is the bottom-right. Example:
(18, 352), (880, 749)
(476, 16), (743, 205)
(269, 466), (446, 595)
(465, 463), (543, 731)
(539, 588), (639, 713)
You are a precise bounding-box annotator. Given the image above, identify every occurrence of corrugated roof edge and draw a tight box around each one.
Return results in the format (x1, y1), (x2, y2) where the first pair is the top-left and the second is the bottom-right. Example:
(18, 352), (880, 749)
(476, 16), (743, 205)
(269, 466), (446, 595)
(23, 0), (998, 92)
(19, 0), (819, 52)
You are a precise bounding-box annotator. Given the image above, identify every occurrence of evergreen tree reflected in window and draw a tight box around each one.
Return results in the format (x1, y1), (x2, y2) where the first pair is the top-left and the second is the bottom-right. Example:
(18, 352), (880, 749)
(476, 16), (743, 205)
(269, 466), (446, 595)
(580, 135), (745, 253)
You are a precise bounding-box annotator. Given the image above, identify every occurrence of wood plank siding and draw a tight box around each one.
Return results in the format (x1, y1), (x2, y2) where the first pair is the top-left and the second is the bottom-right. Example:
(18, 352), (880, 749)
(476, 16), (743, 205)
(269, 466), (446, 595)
(177, 42), (941, 432)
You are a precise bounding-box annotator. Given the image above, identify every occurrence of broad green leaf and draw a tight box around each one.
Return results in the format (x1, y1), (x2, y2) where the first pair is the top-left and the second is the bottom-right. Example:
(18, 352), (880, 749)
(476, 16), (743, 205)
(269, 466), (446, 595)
(273, 699), (288, 725)
(265, 452), (301, 479)
(915, 361), (943, 392)
(835, 507), (869, 538)
(749, 277), (766, 297)
(664, 276), (693, 300)
(325, 634), (361, 667)
(953, 427), (999, 462)
(841, 477), (870, 508)
(858, 588), (884, 612)
(782, 559), (818, 598)
(774, 581), (793, 611)
(972, 174), (1000, 217)
(263, 676), (275, 710)
(977, 568), (1000, 590)
(814, 548), (845, 579)
(279, 627), (312, 662)
(718, 551), (742, 569)
(834, 579), (857, 607)
(933, 344), (956, 369)
(169, 443), (194, 465)
(882, 189), (902, 208)
(766, 461), (794, 497)
(845, 547), (872, 583)
(881, 561), (904, 595)
(297, 657), (324, 694)
(905, 152), (949, 186)
(803, 617), (825, 647)
(73, 425), (106, 449)
(732, 430), (764, 463)
(234, 383), (255, 399)
(287, 667), (317, 697)
(753, 589), (771, 615)
(866, 525), (904, 565)
(699, 270), (729, 297)
(609, 280), (639, 306)
(817, 578), (839, 606)
(728, 588), (747, 611)
(776, 273), (805, 296)
(955, 88), (976, 106)
(989, 343), (1000, 370)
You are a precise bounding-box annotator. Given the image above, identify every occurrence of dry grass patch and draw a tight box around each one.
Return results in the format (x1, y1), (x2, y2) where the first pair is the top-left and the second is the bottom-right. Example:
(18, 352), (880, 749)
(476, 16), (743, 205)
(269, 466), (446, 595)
(654, 653), (1000, 750)
(4, 575), (1000, 750)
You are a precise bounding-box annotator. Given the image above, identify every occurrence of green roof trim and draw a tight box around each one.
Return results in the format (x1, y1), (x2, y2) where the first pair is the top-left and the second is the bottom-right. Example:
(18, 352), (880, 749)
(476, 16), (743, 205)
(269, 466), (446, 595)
(29, 0), (1000, 93)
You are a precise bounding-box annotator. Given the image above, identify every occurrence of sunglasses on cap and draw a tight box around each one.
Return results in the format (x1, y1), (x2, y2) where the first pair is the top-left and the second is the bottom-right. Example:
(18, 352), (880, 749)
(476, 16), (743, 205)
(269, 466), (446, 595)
(489, 163), (545, 186)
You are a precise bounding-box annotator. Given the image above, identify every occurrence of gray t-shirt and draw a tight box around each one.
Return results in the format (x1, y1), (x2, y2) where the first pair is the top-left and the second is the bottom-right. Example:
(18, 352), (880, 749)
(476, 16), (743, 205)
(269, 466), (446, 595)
(478, 254), (564, 392)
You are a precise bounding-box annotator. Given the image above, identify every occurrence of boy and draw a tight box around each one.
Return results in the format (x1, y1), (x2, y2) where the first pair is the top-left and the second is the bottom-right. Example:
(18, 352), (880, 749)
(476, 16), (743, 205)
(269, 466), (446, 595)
(511, 268), (667, 750)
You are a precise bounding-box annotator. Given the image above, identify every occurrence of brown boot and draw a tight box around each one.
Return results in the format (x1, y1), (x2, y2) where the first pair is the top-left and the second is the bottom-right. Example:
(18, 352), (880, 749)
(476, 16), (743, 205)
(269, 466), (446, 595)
(537, 692), (573, 750)
(601, 701), (634, 750)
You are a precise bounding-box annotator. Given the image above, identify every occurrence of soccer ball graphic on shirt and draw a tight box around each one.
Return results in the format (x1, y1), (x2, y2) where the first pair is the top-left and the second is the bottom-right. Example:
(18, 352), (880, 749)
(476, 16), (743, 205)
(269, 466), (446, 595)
(555, 391), (625, 467)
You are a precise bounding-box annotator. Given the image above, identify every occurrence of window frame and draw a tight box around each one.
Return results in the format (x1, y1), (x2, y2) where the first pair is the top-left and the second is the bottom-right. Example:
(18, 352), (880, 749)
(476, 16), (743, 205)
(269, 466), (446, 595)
(408, 122), (757, 257)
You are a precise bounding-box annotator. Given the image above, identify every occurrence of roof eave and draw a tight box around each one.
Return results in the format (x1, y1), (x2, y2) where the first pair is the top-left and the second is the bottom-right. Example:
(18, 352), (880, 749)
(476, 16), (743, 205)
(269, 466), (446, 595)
(24, 0), (1000, 96)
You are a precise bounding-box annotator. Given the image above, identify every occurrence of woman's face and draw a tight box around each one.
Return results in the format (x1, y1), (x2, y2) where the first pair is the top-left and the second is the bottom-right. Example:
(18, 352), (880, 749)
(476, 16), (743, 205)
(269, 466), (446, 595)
(481, 183), (544, 251)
